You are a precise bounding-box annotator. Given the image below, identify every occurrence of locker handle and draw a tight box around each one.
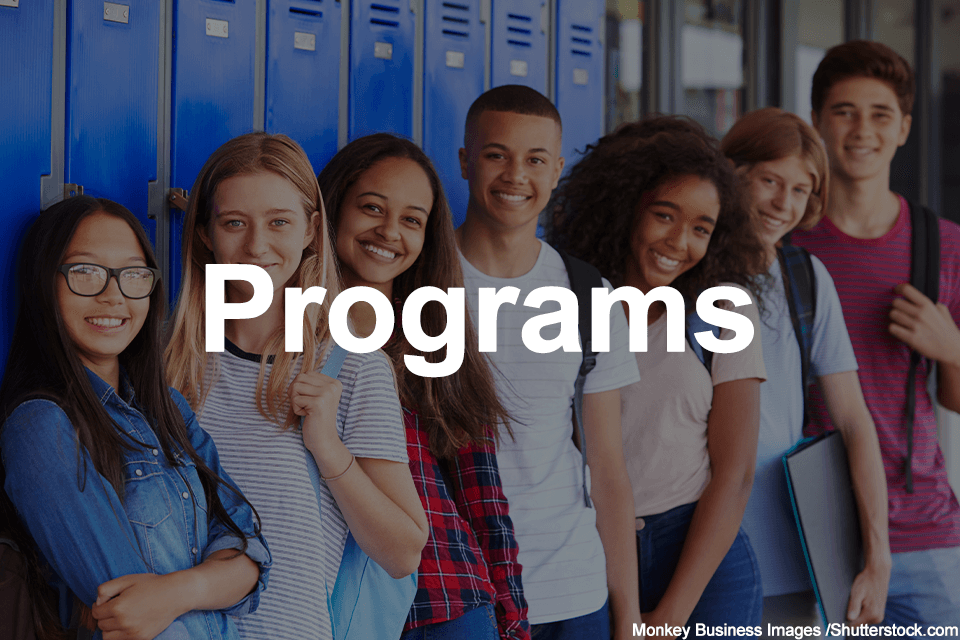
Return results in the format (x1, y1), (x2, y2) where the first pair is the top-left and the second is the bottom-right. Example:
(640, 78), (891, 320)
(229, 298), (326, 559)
(64, 184), (85, 199)
(479, 0), (490, 24)
(540, 2), (547, 35)
(169, 188), (190, 212)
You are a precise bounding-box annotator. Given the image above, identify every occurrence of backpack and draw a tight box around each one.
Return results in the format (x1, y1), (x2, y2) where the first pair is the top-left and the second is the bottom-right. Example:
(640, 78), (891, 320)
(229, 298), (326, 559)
(302, 345), (418, 640)
(558, 251), (602, 509)
(904, 201), (940, 494)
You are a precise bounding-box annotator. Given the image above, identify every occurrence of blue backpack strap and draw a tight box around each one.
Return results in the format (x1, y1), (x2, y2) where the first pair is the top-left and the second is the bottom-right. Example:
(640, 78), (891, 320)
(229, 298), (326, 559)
(904, 201), (941, 493)
(302, 345), (417, 640)
(685, 297), (720, 375)
(558, 249), (602, 509)
(777, 243), (817, 431)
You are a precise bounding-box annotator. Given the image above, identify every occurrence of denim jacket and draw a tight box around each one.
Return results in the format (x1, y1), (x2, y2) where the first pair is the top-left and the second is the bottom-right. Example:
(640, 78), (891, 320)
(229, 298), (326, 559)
(0, 368), (271, 639)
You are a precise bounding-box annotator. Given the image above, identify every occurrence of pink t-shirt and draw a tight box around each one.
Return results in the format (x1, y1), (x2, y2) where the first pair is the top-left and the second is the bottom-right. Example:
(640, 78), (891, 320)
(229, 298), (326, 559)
(793, 196), (960, 552)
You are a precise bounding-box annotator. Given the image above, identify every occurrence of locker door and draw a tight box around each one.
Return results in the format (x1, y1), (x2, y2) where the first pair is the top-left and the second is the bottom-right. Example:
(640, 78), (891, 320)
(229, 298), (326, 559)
(170, 0), (257, 300)
(423, 0), (484, 227)
(266, 0), (341, 171)
(349, 0), (415, 140)
(0, 0), (54, 373)
(65, 0), (161, 240)
(555, 0), (603, 167)
(490, 0), (546, 93)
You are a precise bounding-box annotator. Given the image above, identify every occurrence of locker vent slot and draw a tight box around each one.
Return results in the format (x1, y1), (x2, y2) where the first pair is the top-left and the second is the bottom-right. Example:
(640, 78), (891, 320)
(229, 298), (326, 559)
(371, 2), (400, 27)
(290, 7), (322, 17)
(570, 23), (592, 57)
(506, 12), (533, 48)
(441, 0), (470, 38)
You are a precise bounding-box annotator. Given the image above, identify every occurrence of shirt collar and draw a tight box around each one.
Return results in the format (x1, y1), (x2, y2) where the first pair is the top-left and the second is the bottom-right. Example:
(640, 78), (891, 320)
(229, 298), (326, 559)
(84, 367), (136, 407)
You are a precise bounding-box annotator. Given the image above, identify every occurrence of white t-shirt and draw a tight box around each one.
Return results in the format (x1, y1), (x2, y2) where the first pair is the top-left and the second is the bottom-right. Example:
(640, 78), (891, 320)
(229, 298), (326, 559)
(741, 256), (858, 596)
(459, 241), (642, 624)
(198, 342), (407, 640)
(620, 285), (767, 516)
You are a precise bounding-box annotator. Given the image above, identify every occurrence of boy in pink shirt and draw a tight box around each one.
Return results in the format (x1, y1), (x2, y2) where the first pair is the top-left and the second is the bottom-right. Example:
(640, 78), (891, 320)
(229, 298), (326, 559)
(793, 40), (960, 629)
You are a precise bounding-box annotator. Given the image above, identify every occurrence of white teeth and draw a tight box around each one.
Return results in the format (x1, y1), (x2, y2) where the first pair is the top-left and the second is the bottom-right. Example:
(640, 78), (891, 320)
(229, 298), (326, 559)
(762, 213), (785, 228)
(87, 318), (124, 328)
(653, 251), (680, 269)
(361, 243), (397, 259)
(495, 192), (528, 203)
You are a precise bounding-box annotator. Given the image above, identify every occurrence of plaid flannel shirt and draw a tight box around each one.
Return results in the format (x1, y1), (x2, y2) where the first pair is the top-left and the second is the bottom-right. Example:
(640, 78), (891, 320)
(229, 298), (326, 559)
(402, 408), (530, 639)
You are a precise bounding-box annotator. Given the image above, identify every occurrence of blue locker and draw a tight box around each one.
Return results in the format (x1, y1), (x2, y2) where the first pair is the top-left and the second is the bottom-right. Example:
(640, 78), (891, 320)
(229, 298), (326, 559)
(491, 0), (546, 93)
(555, 0), (603, 166)
(266, 0), (341, 172)
(349, 0), (415, 140)
(423, 0), (484, 227)
(66, 0), (161, 240)
(171, 0), (258, 300)
(0, 0), (54, 373)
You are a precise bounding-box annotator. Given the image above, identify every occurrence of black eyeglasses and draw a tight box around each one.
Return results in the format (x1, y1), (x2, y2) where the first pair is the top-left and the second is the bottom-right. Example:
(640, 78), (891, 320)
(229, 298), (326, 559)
(59, 263), (160, 300)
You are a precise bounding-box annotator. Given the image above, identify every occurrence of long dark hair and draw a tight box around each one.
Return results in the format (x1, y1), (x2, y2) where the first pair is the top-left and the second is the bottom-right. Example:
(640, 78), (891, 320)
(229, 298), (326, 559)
(0, 196), (255, 637)
(319, 133), (512, 459)
(550, 115), (767, 300)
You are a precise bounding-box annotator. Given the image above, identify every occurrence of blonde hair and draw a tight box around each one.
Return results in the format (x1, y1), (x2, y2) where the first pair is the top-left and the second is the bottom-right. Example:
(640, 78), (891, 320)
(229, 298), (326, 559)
(721, 107), (829, 231)
(165, 132), (341, 426)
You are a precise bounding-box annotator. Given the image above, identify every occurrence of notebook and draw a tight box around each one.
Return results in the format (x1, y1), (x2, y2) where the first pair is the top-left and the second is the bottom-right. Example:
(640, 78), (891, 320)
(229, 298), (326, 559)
(783, 430), (862, 626)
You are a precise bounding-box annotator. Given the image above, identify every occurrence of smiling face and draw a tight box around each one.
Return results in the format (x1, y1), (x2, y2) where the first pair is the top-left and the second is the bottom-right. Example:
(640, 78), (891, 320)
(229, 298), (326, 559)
(743, 154), (816, 252)
(623, 174), (721, 293)
(459, 110), (564, 233)
(203, 171), (317, 302)
(57, 212), (150, 381)
(335, 156), (433, 295)
(813, 76), (911, 184)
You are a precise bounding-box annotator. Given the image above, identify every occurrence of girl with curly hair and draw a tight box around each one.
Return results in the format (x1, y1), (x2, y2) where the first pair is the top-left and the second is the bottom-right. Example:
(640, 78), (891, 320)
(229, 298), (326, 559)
(723, 108), (890, 628)
(551, 115), (768, 629)
(320, 133), (529, 640)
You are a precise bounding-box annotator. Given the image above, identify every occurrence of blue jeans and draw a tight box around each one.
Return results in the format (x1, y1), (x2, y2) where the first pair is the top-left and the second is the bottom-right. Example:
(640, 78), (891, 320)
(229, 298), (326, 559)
(530, 600), (610, 640)
(401, 604), (499, 640)
(637, 502), (762, 628)
(883, 546), (960, 633)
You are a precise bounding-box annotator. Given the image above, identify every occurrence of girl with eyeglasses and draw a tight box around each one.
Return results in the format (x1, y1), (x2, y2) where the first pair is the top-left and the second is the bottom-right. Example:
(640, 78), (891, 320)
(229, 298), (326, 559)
(0, 196), (271, 640)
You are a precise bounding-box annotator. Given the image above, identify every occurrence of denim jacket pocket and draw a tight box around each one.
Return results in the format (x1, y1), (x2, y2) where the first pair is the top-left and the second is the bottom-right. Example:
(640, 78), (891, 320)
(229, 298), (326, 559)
(122, 458), (173, 528)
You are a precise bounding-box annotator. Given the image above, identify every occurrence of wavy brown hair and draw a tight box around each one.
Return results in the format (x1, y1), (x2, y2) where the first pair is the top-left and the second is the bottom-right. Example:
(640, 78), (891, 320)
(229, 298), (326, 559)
(721, 107), (829, 231)
(319, 133), (512, 459)
(165, 132), (340, 426)
(550, 115), (767, 300)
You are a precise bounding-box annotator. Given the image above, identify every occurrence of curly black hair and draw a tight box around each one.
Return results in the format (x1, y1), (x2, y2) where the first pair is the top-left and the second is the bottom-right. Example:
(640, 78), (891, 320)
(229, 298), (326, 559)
(549, 115), (767, 303)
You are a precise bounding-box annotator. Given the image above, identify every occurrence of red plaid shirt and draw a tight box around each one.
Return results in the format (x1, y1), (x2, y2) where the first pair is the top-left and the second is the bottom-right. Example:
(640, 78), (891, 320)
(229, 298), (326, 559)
(402, 408), (529, 639)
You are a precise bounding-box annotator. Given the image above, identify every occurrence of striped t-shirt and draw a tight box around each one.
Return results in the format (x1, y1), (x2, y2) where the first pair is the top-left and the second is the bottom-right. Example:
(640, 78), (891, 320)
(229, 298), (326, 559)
(459, 241), (642, 625)
(793, 196), (960, 552)
(197, 341), (407, 640)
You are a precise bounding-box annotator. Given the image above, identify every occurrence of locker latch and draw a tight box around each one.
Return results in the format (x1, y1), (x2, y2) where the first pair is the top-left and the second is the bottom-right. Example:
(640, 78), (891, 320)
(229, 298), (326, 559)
(169, 188), (190, 212)
(0, 0), (21, 8)
(64, 184), (85, 199)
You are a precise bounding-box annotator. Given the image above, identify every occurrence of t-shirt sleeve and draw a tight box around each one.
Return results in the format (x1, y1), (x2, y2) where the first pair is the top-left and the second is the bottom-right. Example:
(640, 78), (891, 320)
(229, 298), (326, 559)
(711, 285), (767, 386)
(583, 277), (643, 394)
(336, 350), (408, 463)
(809, 255), (859, 378)
(938, 218), (960, 326)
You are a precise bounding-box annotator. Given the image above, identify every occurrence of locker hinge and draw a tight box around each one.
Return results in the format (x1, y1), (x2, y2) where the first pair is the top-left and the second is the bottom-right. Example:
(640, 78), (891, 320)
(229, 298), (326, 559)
(64, 184), (84, 199)
(168, 188), (190, 212)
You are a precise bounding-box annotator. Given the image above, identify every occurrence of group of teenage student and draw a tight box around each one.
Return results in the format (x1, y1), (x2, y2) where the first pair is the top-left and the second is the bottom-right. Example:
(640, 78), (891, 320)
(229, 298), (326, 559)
(1, 37), (959, 640)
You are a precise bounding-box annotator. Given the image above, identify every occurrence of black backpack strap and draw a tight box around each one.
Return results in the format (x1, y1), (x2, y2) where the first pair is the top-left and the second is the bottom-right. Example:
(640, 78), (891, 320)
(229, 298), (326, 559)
(905, 201), (941, 493)
(685, 303), (718, 375)
(558, 249), (602, 508)
(777, 244), (817, 430)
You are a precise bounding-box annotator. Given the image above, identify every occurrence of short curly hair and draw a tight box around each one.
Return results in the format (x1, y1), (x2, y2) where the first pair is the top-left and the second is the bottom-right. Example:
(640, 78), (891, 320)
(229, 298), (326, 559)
(549, 115), (767, 302)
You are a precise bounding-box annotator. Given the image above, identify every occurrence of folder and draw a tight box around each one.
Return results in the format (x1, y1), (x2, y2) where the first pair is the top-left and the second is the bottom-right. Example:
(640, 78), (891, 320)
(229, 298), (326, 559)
(783, 430), (862, 626)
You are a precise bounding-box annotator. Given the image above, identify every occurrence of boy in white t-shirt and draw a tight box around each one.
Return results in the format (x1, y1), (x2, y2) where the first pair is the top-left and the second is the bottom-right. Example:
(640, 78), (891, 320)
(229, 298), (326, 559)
(454, 85), (643, 640)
